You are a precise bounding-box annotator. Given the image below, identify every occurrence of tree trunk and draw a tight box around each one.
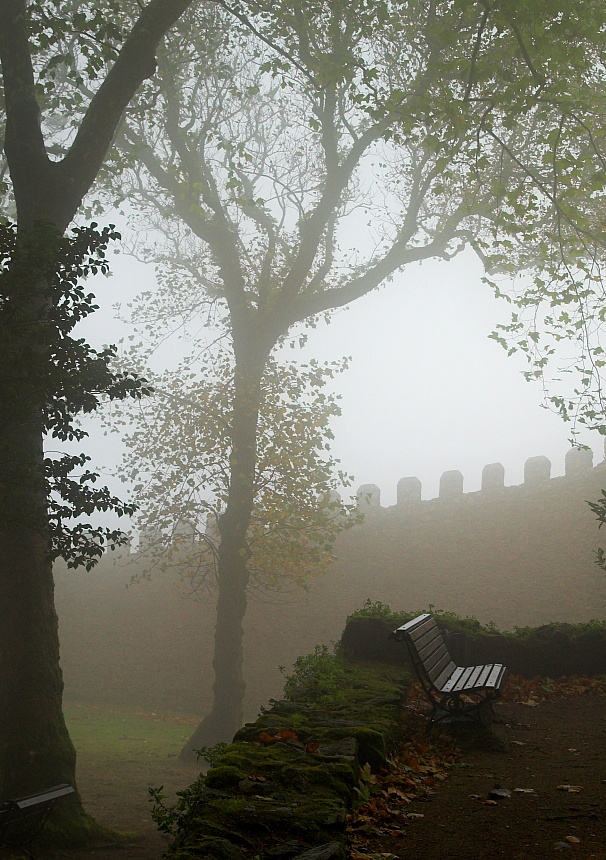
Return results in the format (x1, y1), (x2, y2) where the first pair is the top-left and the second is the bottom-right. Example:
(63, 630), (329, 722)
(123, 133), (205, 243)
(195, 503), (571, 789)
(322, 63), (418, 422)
(179, 548), (249, 754)
(180, 352), (266, 758)
(0, 250), (101, 840)
(0, 412), (98, 840)
(0, 0), (198, 836)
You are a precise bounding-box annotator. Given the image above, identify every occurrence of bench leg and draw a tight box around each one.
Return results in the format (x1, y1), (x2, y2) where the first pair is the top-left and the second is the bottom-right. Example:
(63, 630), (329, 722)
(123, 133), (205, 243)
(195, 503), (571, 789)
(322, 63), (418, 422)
(428, 694), (497, 728)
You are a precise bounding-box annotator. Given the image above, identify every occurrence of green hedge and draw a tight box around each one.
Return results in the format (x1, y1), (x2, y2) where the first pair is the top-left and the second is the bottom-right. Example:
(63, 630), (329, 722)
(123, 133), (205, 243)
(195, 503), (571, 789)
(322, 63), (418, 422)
(342, 602), (606, 677)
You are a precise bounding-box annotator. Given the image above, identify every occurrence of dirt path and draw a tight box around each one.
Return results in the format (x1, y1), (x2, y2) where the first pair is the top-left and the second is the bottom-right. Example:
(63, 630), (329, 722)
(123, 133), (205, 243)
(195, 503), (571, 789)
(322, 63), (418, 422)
(352, 689), (606, 859)
(42, 757), (201, 860)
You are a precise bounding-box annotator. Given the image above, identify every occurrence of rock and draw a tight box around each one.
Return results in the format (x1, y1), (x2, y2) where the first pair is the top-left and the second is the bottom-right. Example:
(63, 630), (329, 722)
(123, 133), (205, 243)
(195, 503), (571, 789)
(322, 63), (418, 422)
(264, 842), (310, 857)
(488, 787), (512, 799)
(192, 837), (247, 860)
(316, 738), (357, 760)
(292, 841), (345, 860)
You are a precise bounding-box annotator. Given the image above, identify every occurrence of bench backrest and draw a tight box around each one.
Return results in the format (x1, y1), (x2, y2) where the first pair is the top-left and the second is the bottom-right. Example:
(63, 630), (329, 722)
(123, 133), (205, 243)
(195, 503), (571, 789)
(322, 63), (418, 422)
(391, 613), (456, 689)
(0, 784), (75, 849)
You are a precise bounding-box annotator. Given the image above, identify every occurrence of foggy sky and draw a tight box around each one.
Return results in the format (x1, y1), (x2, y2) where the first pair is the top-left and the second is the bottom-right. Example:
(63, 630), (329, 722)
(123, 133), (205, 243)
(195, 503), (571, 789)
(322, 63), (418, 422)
(79, 241), (601, 522)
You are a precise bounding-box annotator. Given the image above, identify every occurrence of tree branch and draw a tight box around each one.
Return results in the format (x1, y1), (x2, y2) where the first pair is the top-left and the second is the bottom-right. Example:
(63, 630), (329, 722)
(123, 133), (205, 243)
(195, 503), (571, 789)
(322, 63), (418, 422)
(289, 203), (471, 322)
(54, 0), (197, 227)
(0, 0), (50, 223)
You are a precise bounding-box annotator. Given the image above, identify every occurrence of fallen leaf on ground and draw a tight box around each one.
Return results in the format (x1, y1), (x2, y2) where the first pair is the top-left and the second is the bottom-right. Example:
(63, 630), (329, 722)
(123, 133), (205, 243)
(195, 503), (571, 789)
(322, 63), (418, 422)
(503, 674), (606, 703)
(483, 800), (498, 806)
(257, 728), (299, 744)
(565, 836), (581, 843)
(557, 784), (583, 793)
(513, 788), (535, 794)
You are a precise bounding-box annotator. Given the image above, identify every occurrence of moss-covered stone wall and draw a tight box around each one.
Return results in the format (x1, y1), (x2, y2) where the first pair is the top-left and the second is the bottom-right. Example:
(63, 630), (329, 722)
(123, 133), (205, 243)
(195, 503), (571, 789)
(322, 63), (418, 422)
(162, 660), (410, 860)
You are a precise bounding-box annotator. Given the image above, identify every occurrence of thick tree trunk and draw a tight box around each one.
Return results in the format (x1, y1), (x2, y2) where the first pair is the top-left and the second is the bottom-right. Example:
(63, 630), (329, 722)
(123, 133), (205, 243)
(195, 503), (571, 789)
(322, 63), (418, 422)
(0, 0), (198, 837)
(180, 353), (266, 758)
(0, 249), (101, 839)
(0, 411), (96, 839)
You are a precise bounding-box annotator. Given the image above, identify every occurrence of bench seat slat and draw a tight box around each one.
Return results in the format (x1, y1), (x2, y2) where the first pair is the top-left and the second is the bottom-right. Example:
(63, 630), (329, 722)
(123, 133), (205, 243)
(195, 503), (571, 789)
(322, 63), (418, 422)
(473, 664), (494, 689)
(438, 665), (465, 692)
(14, 785), (74, 810)
(486, 664), (506, 689)
(412, 627), (445, 654)
(452, 665), (493, 691)
(403, 614), (434, 640)
(433, 662), (457, 690)
(394, 613), (431, 634)
(450, 666), (475, 691)
(427, 651), (455, 684)
(464, 665), (487, 689)
(408, 623), (438, 645)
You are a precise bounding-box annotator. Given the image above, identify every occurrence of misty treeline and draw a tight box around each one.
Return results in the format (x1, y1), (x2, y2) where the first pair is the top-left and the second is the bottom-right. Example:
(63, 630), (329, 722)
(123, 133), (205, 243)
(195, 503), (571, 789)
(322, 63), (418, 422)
(1, 0), (605, 832)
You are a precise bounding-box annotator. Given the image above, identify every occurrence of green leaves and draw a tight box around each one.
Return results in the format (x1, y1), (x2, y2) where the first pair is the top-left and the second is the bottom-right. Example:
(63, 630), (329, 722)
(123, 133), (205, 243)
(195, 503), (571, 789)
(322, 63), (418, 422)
(113, 344), (359, 593)
(0, 220), (150, 567)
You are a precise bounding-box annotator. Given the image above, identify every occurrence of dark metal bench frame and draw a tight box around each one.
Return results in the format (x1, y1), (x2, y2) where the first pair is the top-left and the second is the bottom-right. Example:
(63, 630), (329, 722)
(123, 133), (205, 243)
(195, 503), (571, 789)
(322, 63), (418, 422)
(0, 784), (75, 859)
(391, 613), (508, 725)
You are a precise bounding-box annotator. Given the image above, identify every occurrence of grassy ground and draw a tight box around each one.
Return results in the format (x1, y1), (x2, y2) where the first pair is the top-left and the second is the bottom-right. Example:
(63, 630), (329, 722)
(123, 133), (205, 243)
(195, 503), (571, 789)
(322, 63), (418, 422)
(64, 701), (199, 764)
(62, 702), (202, 851)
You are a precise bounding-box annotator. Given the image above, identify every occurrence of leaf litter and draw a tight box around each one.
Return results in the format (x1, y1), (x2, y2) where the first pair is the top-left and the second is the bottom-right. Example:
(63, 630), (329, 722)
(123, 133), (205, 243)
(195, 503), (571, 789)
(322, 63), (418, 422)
(347, 699), (458, 857)
(346, 675), (606, 858)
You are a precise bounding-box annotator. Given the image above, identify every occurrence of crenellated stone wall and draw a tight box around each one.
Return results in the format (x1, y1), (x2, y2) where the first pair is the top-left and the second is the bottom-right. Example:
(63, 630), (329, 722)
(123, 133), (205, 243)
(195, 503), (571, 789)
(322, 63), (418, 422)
(351, 446), (597, 511)
(55, 444), (606, 723)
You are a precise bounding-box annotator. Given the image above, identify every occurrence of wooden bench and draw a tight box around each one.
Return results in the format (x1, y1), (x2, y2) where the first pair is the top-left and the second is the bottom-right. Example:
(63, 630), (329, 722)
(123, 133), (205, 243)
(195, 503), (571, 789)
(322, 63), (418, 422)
(390, 613), (508, 725)
(0, 783), (75, 859)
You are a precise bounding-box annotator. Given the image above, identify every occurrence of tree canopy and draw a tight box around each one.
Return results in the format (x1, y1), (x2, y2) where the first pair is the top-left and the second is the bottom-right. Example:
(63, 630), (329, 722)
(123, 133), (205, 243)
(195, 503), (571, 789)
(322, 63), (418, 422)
(113, 347), (358, 594)
(98, 0), (606, 749)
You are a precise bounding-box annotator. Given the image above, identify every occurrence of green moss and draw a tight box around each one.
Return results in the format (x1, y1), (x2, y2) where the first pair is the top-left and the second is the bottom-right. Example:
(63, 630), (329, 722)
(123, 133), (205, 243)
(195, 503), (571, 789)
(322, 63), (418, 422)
(171, 837), (246, 860)
(322, 726), (387, 771)
(205, 765), (246, 790)
(163, 651), (411, 860)
(94, 621), (411, 860)
(42, 807), (133, 849)
(201, 794), (348, 833)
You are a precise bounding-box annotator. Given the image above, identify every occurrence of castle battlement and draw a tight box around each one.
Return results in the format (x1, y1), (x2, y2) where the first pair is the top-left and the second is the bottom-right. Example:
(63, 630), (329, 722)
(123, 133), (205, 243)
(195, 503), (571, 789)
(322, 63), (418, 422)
(355, 446), (602, 511)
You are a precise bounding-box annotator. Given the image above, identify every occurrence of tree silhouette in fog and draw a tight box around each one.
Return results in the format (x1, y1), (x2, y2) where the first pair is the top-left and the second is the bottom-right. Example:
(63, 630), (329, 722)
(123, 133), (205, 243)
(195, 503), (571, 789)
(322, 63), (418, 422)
(108, 0), (606, 752)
